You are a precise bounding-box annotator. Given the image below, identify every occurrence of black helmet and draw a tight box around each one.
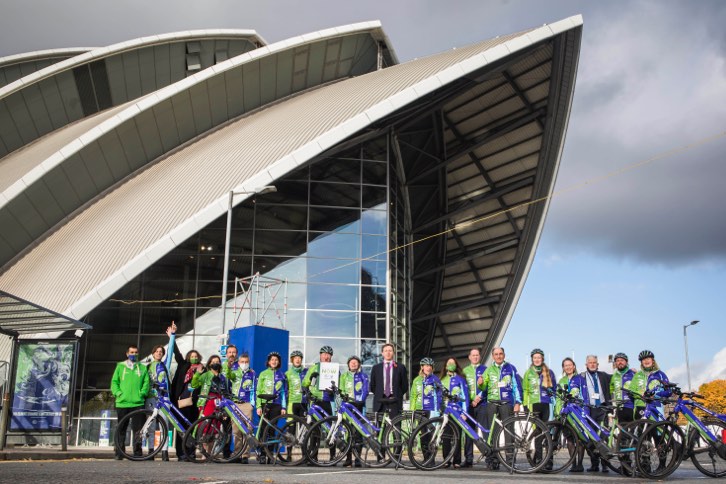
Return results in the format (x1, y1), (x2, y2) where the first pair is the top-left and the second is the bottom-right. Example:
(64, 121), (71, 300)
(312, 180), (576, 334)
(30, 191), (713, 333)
(638, 350), (654, 361)
(613, 352), (628, 362)
(530, 348), (544, 357)
(347, 355), (361, 365)
(290, 350), (303, 359)
(420, 357), (435, 366)
(320, 345), (334, 355)
(267, 351), (281, 361)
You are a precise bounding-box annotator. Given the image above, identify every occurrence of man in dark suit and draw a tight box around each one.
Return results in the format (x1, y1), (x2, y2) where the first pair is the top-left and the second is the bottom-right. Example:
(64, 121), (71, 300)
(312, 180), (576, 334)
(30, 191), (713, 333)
(369, 343), (408, 419)
(579, 354), (612, 473)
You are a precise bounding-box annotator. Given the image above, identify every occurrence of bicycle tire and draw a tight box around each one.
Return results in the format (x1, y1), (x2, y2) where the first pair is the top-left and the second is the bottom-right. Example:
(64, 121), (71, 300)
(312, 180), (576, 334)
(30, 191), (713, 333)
(635, 420), (685, 479)
(261, 414), (308, 466)
(406, 416), (459, 471)
(182, 415), (244, 464)
(114, 408), (167, 461)
(302, 416), (352, 466)
(382, 413), (422, 470)
(493, 413), (552, 474)
(538, 420), (578, 473)
(689, 418), (726, 478)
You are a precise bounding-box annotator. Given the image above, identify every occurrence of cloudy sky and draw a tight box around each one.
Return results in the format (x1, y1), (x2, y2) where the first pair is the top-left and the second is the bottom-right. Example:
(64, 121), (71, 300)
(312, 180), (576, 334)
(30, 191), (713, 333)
(2, 0), (725, 386)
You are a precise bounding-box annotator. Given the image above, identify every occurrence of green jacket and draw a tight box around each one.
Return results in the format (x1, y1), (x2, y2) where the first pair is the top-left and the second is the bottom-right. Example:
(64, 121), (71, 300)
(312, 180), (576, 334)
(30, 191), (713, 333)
(111, 361), (150, 408)
(462, 364), (486, 400)
(191, 368), (235, 408)
(286, 366), (306, 412)
(302, 362), (334, 401)
(521, 366), (555, 409)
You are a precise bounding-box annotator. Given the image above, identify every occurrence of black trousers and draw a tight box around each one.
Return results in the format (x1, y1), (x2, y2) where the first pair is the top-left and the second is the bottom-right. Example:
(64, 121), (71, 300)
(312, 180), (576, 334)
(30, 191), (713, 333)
(116, 406), (145, 456)
(484, 402), (514, 466)
(291, 402), (306, 418)
(376, 400), (402, 420)
(464, 402), (488, 464)
(529, 403), (551, 464)
(174, 403), (200, 458)
(346, 401), (365, 462)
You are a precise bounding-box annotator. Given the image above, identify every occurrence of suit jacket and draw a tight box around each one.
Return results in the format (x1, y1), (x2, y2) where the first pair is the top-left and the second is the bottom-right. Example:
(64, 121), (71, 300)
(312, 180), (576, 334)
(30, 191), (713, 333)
(578, 370), (612, 405)
(370, 360), (409, 411)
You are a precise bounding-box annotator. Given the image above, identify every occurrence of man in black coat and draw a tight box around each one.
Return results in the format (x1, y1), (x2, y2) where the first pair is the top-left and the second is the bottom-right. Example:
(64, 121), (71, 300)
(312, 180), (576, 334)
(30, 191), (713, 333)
(369, 343), (408, 419)
(578, 354), (612, 473)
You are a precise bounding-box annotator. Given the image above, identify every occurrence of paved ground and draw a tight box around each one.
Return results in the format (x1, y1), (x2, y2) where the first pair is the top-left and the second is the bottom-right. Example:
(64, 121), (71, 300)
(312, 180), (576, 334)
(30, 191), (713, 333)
(0, 459), (711, 483)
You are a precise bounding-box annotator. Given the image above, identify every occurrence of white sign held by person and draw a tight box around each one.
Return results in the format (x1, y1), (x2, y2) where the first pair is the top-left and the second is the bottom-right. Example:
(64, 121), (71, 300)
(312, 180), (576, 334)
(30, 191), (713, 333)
(318, 362), (339, 392)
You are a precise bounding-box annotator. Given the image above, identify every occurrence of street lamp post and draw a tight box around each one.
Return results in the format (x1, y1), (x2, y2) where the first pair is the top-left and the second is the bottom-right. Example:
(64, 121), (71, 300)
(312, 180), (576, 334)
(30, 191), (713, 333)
(683, 320), (699, 391)
(221, 186), (276, 342)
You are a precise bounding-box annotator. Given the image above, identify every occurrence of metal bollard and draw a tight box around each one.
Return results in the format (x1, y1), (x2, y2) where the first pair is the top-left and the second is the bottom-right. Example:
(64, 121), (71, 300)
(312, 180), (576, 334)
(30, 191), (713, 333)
(61, 406), (67, 451)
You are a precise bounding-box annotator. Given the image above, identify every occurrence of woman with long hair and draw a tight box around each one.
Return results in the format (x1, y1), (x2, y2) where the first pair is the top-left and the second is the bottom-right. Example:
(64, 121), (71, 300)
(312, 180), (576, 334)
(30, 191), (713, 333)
(554, 357), (577, 416)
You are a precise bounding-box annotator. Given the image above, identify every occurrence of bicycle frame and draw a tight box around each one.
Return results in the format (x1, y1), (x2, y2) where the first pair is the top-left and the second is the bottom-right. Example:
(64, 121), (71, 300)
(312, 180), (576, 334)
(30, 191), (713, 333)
(674, 397), (726, 444)
(150, 393), (191, 434)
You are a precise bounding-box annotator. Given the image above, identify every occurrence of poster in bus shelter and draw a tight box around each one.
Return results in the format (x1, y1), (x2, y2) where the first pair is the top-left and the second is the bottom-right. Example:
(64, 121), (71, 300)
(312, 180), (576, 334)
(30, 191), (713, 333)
(10, 341), (75, 431)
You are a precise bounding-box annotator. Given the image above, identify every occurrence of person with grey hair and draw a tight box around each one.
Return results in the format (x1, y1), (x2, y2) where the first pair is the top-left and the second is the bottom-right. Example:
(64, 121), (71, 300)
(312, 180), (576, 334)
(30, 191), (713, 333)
(569, 354), (612, 473)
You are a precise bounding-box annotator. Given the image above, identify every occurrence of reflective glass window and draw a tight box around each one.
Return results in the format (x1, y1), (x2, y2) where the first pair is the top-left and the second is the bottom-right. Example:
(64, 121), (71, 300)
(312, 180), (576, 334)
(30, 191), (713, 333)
(307, 284), (359, 311)
(362, 186), (387, 208)
(309, 207), (360, 233)
(361, 208), (386, 235)
(362, 161), (387, 184)
(255, 180), (309, 205)
(361, 259), (386, 286)
(305, 337), (357, 366)
(308, 232), (360, 259)
(361, 286), (386, 313)
(307, 258), (360, 285)
(253, 230), (307, 256)
(361, 339), (385, 365)
(311, 157), (360, 183)
(253, 256), (306, 282)
(283, 309), (305, 336)
(255, 204), (308, 231)
(309, 182), (360, 208)
(361, 235), (387, 260)
(307, 311), (357, 337)
(361, 313), (386, 339)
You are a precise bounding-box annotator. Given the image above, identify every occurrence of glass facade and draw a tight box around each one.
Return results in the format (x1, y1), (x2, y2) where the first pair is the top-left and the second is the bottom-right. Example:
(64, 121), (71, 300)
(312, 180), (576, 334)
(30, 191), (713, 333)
(71, 133), (412, 445)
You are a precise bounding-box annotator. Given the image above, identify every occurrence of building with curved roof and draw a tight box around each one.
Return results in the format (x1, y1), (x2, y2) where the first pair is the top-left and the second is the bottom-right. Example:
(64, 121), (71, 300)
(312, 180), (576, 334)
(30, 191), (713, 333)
(0, 17), (581, 444)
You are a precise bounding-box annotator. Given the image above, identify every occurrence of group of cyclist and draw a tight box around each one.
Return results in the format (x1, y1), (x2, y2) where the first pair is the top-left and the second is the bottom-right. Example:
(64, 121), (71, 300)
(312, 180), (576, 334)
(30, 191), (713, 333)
(114, 320), (671, 471)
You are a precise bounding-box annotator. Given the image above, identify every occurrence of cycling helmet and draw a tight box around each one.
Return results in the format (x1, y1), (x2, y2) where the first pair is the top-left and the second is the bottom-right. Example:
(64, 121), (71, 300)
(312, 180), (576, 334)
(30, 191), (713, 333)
(530, 348), (545, 357)
(638, 350), (654, 361)
(613, 352), (628, 362)
(319, 345), (334, 355)
(267, 351), (281, 361)
(420, 357), (435, 366)
(290, 350), (303, 359)
(347, 355), (361, 365)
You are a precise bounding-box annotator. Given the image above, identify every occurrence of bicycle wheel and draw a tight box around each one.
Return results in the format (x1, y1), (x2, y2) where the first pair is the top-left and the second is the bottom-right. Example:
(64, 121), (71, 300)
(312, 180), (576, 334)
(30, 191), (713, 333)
(689, 418), (726, 478)
(406, 416), (459, 470)
(382, 413), (422, 470)
(538, 421), (578, 473)
(636, 420), (685, 479)
(262, 414), (308, 466)
(493, 413), (551, 473)
(114, 408), (167, 461)
(183, 415), (243, 464)
(601, 419), (645, 476)
(302, 416), (352, 466)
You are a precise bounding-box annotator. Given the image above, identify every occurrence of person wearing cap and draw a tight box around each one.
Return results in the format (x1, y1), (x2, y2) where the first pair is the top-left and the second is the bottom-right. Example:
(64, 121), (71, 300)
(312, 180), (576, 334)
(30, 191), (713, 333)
(231, 352), (256, 464)
(410, 357), (443, 463)
(478, 347), (522, 471)
(340, 355), (369, 467)
(286, 350), (308, 418)
(302, 345), (335, 416)
(462, 347), (487, 468)
(255, 351), (287, 464)
(521, 349), (555, 471)
(569, 355), (611, 473)
(629, 350), (671, 419)
(609, 352), (635, 423)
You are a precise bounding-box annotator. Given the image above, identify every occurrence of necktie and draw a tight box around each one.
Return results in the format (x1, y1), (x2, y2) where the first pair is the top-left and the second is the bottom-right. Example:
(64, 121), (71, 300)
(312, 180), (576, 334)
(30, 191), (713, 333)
(591, 372), (601, 406)
(385, 362), (392, 396)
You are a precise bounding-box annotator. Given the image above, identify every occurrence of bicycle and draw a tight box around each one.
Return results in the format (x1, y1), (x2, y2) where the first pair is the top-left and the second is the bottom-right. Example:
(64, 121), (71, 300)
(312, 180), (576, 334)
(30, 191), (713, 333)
(406, 386), (552, 473)
(550, 387), (649, 476)
(635, 385), (726, 478)
(114, 382), (191, 461)
(301, 383), (414, 468)
(182, 390), (308, 465)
